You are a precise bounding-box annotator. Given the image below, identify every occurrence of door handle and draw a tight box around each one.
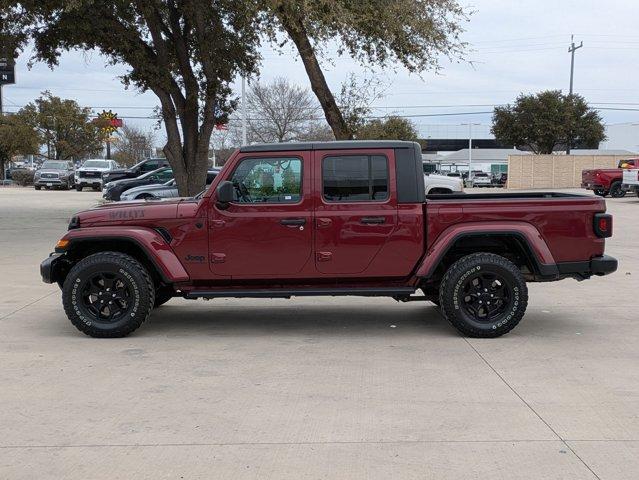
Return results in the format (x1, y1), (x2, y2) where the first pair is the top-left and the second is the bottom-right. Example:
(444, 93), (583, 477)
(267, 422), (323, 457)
(360, 216), (386, 225)
(280, 218), (306, 226)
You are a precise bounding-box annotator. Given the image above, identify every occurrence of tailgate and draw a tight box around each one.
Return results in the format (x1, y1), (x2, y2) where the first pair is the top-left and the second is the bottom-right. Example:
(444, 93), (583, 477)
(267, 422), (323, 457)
(581, 169), (598, 185)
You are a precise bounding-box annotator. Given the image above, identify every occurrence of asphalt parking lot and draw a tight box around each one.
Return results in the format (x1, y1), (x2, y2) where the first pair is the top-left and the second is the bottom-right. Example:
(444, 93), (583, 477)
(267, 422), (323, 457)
(1, 186), (638, 479)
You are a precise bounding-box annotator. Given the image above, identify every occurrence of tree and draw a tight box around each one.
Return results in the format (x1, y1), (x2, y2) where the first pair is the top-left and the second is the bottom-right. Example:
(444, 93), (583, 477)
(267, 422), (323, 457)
(245, 77), (321, 143)
(492, 91), (606, 154)
(3, 0), (261, 195)
(19, 92), (106, 160)
(356, 116), (418, 141)
(113, 125), (155, 166)
(0, 112), (41, 180)
(264, 0), (467, 139)
(336, 73), (388, 136)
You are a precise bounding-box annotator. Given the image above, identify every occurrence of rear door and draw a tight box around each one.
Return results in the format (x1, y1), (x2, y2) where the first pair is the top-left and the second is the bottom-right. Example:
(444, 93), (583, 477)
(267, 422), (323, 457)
(313, 149), (398, 275)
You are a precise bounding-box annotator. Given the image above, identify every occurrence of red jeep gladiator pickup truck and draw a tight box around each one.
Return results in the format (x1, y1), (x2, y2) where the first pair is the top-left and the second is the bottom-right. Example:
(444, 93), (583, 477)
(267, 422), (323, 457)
(41, 141), (617, 338)
(581, 158), (638, 198)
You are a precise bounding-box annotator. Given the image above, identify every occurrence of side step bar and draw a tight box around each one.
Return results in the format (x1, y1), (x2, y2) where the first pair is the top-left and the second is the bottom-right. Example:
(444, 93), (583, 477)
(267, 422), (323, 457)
(185, 287), (416, 300)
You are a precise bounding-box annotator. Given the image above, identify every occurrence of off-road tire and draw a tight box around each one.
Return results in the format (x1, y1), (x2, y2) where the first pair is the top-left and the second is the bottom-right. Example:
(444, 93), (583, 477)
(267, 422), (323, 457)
(154, 288), (174, 308)
(438, 253), (528, 338)
(62, 252), (155, 338)
(593, 188), (607, 197)
(609, 181), (626, 198)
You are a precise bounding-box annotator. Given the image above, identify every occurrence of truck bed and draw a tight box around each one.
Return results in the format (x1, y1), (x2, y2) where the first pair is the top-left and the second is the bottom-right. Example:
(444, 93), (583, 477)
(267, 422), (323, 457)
(423, 191), (607, 264)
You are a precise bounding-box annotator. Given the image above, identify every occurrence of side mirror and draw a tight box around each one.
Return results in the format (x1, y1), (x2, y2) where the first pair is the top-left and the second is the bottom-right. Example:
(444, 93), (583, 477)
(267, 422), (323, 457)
(215, 180), (234, 209)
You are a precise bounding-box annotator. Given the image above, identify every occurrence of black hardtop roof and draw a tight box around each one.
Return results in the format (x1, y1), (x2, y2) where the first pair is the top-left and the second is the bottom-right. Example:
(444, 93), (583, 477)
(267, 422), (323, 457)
(239, 140), (419, 153)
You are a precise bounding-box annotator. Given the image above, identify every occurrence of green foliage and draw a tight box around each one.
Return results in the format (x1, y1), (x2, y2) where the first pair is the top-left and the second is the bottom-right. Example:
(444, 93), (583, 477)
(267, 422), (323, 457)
(19, 92), (106, 160)
(263, 0), (468, 74)
(356, 116), (418, 141)
(0, 112), (41, 179)
(491, 90), (606, 154)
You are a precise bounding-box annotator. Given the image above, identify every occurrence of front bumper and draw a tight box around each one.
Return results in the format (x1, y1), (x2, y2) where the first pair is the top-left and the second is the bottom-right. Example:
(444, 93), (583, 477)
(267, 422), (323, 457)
(581, 182), (604, 190)
(40, 253), (65, 284)
(35, 178), (70, 187)
(77, 177), (103, 187)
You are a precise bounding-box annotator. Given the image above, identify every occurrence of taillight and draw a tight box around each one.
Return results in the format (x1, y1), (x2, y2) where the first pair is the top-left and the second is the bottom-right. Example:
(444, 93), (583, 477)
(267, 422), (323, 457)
(594, 213), (612, 238)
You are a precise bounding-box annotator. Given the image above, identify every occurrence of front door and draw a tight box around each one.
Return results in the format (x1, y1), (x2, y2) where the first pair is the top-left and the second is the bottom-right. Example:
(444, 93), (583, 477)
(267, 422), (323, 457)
(208, 153), (313, 278)
(313, 149), (398, 276)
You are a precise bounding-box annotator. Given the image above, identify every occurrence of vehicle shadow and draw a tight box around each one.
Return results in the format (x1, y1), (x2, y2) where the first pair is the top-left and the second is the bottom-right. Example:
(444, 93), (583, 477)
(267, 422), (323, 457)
(141, 302), (456, 338)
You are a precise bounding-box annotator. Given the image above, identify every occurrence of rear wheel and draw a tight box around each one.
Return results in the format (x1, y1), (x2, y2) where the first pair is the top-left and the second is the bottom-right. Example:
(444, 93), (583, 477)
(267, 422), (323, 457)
(609, 181), (626, 198)
(62, 252), (154, 338)
(438, 253), (528, 338)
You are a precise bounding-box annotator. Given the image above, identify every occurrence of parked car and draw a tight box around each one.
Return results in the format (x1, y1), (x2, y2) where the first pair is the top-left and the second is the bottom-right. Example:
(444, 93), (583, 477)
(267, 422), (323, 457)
(41, 140), (617, 339)
(470, 172), (492, 188)
(34, 160), (75, 190)
(103, 167), (174, 201)
(75, 159), (119, 191)
(120, 169), (220, 201)
(423, 173), (463, 194)
(581, 158), (639, 198)
(621, 169), (639, 197)
(102, 158), (170, 184)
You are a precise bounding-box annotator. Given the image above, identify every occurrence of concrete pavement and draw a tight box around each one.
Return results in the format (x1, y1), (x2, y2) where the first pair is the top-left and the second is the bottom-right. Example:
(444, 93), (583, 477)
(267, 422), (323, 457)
(1, 186), (637, 479)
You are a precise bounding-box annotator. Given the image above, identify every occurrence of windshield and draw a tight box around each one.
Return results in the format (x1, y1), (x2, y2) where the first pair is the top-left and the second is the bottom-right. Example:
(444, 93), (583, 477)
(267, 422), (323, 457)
(82, 160), (109, 169)
(139, 167), (171, 179)
(41, 161), (68, 170)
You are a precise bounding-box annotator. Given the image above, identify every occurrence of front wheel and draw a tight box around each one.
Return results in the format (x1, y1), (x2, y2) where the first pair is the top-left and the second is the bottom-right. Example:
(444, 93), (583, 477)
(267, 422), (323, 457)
(438, 253), (528, 338)
(76, 185), (83, 192)
(593, 188), (607, 197)
(62, 252), (155, 338)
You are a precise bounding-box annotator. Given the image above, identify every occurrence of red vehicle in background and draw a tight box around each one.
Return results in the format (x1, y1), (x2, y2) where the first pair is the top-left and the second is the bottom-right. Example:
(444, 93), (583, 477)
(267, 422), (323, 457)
(41, 141), (617, 339)
(581, 158), (639, 197)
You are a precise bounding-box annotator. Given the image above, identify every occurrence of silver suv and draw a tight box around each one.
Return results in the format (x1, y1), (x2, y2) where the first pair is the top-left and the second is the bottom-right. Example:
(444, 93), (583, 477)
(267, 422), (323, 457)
(34, 161), (75, 190)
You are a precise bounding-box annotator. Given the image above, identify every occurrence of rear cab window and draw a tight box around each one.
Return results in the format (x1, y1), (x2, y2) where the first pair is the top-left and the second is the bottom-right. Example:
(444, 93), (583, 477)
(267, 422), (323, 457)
(322, 154), (389, 202)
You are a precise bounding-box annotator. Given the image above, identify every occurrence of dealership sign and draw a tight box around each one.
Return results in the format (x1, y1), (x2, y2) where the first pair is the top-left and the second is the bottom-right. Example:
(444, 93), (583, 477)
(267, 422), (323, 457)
(0, 57), (15, 85)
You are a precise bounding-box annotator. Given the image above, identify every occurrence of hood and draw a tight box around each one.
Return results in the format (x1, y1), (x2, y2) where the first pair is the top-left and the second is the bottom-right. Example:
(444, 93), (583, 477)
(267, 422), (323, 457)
(105, 176), (144, 187)
(78, 166), (111, 172)
(37, 168), (68, 175)
(76, 198), (185, 226)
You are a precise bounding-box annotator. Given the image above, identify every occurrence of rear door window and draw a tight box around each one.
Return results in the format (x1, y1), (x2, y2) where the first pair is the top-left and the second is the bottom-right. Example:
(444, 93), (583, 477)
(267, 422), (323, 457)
(322, 155), (388, 202)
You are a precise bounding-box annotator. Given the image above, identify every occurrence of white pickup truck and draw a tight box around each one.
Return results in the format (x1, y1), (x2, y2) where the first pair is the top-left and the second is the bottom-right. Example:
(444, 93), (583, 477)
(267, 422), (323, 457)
(423, 173), (464, 194)
(621, 169), (639, 197)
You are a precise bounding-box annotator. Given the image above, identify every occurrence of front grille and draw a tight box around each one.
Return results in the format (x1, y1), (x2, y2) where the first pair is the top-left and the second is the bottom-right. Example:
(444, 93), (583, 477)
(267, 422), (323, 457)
(81, 171), (101, 178)
(41, 173), (59, 179)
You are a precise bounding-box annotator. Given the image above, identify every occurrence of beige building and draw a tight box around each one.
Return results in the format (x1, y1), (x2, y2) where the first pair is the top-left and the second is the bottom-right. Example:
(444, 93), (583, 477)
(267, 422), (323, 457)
(507, 150), (637, 189)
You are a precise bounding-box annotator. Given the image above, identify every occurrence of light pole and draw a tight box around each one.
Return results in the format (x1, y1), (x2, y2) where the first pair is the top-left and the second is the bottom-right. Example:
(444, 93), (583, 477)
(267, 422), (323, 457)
(461, 123), (481, 184)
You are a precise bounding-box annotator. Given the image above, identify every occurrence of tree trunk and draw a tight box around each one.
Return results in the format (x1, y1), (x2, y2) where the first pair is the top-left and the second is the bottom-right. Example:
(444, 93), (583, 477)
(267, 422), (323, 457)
(277, 9), (352, 140)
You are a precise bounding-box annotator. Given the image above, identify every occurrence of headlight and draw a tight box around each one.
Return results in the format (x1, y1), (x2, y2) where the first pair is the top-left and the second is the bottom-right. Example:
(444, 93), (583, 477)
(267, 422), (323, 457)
(34, 171), (41, 178)
(105, 182), (113, 189)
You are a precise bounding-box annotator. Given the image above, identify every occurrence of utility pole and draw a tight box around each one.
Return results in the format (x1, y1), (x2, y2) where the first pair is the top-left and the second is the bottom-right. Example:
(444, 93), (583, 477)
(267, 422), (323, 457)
(462, 123), (480, 185)
(241, 75), (247, 146)
(567, 35), (583, 154)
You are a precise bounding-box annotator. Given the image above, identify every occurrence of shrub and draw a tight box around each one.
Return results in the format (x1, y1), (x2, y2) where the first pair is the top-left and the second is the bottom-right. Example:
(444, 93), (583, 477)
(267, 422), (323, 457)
(11, 169), (35, 186)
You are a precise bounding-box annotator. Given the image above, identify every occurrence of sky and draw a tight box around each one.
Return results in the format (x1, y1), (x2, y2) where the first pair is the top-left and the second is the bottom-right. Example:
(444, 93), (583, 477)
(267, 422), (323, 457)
(2, 0), (639, 145)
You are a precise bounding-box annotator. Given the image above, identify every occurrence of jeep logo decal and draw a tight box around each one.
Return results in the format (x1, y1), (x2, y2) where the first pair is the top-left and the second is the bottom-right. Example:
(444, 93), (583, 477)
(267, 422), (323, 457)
(185, 254), (205, 263)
